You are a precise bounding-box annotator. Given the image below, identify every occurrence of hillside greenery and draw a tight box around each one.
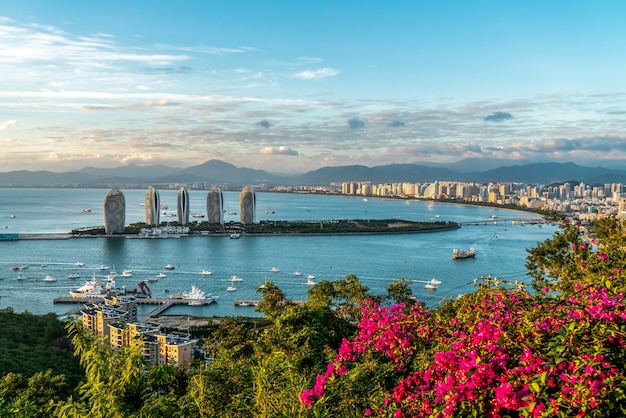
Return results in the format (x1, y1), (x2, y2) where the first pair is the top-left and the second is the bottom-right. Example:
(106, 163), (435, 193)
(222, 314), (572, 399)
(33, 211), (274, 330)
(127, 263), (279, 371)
(3, 216), (626, 417)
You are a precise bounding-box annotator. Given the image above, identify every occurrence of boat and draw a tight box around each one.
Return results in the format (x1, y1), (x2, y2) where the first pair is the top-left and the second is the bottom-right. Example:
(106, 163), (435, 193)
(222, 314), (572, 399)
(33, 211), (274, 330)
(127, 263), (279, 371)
(147, 277), (158, 283)
(230, 233), (241, 239)
(9, 214), (15, 218)
(67, 273), (80, 279)
(192, 213), (205, 218)
(11, 266), (19, 271)
(43, 275), (56, 282)
(99, 264), (109, 270)
(227, 211), (236, 215)
(20, 264), (28, 270)
(424, 283), (438, 291)
(158, 272), (167, 278)
(307, 274), (315, 280)
(170, 285), (212, 304)
(265, 206), (275, 214)
(452, 248), (476, 260)
(121, 269), (133, 277)
(294, 271), (302, 276)
(428, 278), (442, 286)
(201, 269), (212, 276)
(231, 275), (243, 282)
(75, 261), (85, 267)
(41, 260), (47, 267)
(271, 267), (280, 273)
(82, 208), (91, 212)
(164, 264), (175, 270)
(226, 286), (237, 292)
(15, 274), (24, 281)
(306, 278), (316, 286)
(69, 273), (113, 298)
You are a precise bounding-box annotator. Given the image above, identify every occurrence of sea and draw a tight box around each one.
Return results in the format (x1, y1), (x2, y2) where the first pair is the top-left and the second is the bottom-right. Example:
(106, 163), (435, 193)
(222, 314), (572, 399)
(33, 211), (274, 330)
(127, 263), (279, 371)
(0, 188), (560, 318)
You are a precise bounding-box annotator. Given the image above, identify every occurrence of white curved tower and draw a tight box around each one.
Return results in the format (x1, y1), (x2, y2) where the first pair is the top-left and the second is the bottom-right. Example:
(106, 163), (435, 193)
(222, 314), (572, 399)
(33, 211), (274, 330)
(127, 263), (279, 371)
(145, 186), (160, 226)
(238, 186), (256, 224)
(177, 186), (190, 225)
(103, 188), (126, 234)
(206, 186), (224, 224)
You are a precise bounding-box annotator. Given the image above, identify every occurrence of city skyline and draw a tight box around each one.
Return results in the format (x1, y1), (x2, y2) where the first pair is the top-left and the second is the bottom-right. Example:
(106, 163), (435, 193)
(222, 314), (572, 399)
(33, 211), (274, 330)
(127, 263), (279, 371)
(1, 1), (626, 174)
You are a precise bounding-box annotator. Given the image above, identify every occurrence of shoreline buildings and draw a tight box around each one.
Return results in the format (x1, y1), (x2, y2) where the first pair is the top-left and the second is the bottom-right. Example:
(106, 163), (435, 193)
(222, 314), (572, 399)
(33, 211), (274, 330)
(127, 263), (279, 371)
(206, 186), (224, 224)
(145, 186), (160, 226)
(177, 186), (190, 225)
(103, 188), (126, 234)
(239, 186), (256, 224)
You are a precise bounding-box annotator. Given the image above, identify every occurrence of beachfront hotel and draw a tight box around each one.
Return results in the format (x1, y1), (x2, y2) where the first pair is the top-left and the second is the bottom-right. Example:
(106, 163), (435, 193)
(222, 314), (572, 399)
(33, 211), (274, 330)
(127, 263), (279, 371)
(103, 188), (126, 234)
(145, 186), (160, 226)
(177, 186), (190, 225)
(239, 185), (256, 224)
(206, 186), (224, 224)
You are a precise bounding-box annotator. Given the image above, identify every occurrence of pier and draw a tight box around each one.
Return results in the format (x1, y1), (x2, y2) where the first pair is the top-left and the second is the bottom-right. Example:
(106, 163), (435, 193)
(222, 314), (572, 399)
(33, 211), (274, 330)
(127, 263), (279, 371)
(53, 296), (215, 317)
(458, 217), (547, 226)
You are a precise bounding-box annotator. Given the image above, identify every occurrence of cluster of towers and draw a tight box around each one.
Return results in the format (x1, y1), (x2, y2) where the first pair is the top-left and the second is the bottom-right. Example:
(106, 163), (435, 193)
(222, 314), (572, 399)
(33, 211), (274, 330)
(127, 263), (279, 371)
(102, 186), (256, 234)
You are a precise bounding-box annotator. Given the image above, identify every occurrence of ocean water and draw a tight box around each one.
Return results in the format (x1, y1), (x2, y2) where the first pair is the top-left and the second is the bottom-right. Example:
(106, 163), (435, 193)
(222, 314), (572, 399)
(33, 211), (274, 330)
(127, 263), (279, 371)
(0, 188), (559, 316)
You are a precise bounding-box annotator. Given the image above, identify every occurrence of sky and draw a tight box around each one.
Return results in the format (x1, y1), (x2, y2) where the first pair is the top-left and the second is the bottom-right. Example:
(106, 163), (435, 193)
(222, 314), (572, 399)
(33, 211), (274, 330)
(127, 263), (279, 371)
(1, 1), (626, 174)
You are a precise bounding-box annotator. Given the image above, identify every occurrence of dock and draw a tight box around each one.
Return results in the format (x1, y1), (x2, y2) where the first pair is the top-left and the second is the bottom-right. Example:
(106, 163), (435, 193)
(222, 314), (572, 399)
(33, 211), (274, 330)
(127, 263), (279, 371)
(53, 296), (215, 317)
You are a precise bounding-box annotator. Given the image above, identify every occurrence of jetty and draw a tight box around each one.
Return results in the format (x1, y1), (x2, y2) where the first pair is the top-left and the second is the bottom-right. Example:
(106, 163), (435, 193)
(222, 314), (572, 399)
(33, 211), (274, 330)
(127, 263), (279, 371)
(53, 296), (215, 317)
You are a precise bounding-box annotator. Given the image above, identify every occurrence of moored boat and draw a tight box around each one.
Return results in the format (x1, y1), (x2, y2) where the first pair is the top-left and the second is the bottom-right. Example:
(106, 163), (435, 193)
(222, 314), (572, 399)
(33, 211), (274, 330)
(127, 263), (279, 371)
(170, 285), (212, 304)
(69, 273), (114, 298)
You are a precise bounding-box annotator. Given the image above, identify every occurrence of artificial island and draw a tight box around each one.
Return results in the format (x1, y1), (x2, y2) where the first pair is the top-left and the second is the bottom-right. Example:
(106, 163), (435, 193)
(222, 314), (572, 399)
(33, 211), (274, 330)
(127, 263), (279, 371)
(67, 185), (461, 238)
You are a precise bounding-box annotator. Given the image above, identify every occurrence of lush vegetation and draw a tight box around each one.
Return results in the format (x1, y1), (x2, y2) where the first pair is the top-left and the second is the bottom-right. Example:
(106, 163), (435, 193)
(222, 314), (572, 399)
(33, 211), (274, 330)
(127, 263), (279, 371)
(4, 216), (626, 417)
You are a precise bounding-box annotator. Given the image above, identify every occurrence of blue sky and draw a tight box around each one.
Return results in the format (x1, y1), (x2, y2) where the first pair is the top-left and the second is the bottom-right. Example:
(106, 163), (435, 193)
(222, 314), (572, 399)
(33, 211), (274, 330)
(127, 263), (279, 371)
(1, 1), (626, 174)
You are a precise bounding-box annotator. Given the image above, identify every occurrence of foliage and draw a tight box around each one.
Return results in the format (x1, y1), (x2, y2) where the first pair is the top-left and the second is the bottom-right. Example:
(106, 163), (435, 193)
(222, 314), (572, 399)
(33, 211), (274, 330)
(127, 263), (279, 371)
(302, 231), (626, 417)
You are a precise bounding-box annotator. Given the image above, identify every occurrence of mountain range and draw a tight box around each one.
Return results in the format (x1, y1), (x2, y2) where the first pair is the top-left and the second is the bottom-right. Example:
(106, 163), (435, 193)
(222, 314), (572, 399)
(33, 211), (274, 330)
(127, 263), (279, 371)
(0, 160), (625, 187)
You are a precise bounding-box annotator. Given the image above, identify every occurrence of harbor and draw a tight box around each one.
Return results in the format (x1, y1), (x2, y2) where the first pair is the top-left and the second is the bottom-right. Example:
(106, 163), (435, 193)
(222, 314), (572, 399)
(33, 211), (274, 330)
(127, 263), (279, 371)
(0, 189), (558, 317)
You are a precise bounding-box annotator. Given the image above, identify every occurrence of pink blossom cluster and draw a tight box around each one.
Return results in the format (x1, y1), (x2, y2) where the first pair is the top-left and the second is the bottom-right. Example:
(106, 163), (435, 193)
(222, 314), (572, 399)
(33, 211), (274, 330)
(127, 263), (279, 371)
(301, 273), (626, 416)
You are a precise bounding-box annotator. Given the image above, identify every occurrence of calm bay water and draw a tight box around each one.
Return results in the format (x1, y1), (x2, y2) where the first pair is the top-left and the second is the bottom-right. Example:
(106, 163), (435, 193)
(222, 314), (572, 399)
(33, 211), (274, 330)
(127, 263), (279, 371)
(0, 188), (559, 316)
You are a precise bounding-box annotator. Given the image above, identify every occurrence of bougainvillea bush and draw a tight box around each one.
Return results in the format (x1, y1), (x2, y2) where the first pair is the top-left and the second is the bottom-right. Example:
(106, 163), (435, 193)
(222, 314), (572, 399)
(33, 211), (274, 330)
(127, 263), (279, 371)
(302, 236), (626, 417)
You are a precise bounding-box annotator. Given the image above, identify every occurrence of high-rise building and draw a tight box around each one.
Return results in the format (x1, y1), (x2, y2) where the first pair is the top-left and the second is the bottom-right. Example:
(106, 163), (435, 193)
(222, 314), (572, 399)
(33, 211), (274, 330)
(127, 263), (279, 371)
(145, 186), (160, 226)
(103, 188), (126, 234)
(177, 186), (190, 225)
(239, 186), (256, 224)
(206, 186), (224, 224)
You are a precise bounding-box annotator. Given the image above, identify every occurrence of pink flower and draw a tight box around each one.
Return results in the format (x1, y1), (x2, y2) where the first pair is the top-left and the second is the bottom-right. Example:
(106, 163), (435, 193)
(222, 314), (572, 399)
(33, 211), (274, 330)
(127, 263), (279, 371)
(598, 252), (607, 261)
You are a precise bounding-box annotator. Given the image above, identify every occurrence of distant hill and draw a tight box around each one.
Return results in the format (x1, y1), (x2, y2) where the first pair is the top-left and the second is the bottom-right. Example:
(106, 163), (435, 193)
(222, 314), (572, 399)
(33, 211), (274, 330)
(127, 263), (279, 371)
(0, 160), (625, 187)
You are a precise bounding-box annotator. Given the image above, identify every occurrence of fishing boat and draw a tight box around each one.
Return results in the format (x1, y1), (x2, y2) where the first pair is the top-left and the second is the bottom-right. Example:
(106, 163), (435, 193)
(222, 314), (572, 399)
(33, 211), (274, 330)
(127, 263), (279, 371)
(164, 264), (175, 270)
(306, 278), (316, 286)
(43, 275), (57, 282)
(307, 274), (315, 280)
(294, 271), (302, 276)
(75, 261), (85, 267)
(271, 267), (280, 273)
(201, 269), (212, 276)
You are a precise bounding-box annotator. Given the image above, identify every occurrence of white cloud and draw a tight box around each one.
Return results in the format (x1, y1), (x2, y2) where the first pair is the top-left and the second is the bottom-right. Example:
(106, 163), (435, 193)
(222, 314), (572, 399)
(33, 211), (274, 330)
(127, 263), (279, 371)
(260, 146), (299, 156)
(294, 68), (339, 80)
(0, 120), (18, 130)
